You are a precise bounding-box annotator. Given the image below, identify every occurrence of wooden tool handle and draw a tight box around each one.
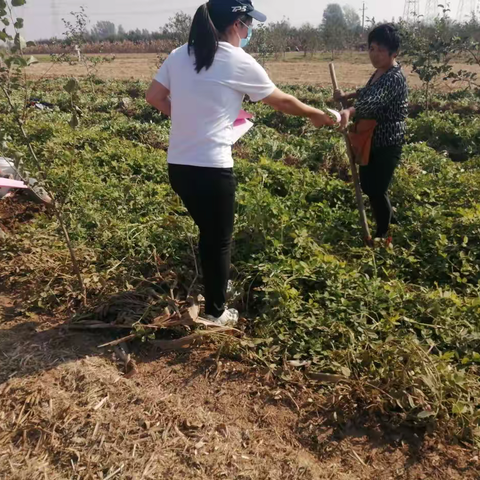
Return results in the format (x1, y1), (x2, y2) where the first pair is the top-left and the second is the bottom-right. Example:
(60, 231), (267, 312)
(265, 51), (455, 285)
(328, 62), (372, 245)
(329, 63), (340, 91)
(330, 62), (348, 109)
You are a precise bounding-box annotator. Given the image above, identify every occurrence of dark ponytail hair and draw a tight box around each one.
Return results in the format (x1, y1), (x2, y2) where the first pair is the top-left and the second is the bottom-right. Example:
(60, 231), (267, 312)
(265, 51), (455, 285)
(188, 3), (245, 73)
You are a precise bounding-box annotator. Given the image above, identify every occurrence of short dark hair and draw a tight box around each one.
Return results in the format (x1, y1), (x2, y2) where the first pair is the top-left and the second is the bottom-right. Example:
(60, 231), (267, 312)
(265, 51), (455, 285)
(368, 23), (401, 55)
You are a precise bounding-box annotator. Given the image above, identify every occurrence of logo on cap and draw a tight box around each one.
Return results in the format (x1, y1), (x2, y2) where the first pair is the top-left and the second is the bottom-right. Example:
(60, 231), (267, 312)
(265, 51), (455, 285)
(232, 6), (248, 12)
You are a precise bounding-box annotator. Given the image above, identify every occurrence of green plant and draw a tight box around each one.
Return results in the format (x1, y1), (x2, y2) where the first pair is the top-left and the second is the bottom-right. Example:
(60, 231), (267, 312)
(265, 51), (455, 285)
(0, 0), (87, 303)
(51, 7), (116, 94)
(407, 111), (480, 160)
(249, 24), (273, 68)
(0, 80), (479, 444)
(401, 5), (456, 110)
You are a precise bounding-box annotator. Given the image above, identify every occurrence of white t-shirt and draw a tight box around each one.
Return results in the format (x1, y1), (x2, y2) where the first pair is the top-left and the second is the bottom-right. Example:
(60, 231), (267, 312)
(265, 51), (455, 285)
(155, 42), (276, 168)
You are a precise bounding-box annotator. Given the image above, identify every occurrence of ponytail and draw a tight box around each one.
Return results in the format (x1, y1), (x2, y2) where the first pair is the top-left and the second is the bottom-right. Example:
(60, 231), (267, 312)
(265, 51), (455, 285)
(188, 4), (219, 73)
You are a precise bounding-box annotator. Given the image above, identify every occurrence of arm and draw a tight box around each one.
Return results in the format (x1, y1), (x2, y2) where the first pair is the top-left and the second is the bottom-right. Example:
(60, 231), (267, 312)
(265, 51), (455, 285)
(334, 89), (359, 103)
(146, 80), (171, 117)
(262, 88), (335, 127)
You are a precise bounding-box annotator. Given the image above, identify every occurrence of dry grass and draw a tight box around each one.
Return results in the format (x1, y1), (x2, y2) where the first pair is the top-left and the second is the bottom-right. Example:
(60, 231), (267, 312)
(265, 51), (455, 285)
(2, 354), (312, 479)
(0, 319), (335, 479)
(1, 293), (479, 479)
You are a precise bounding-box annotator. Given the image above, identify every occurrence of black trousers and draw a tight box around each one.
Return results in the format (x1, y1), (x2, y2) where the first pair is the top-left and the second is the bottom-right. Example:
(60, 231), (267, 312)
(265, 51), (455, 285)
(168, 164), (236, 318)
(359, 145), (402, 238)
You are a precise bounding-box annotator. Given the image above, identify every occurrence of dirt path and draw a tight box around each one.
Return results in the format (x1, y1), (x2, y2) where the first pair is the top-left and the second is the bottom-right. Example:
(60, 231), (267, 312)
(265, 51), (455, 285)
(0, 288), (478, 480)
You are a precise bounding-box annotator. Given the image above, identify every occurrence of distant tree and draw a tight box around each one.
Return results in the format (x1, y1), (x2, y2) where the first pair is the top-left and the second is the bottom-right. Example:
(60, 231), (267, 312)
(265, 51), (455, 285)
(269, 19), (292, 59)
(91, 21), (116, 41)
(151, 31), (163, 41)
(298, 23), (321, 57)
(366, 16), (377, 30)
(344, 5), (361, 30)
(117, 25), (126, 40)
(125, 28), (144, 43)
(343, 5), (363, 47)
(248, 23), (274, 66)
(458, 14), (480, 41)
(162, 12), (192, 48)
(321, 3), (347, 58)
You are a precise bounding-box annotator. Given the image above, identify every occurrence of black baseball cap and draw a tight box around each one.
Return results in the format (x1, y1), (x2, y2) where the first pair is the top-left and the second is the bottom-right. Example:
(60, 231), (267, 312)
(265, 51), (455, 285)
(209, 0), (267, 23)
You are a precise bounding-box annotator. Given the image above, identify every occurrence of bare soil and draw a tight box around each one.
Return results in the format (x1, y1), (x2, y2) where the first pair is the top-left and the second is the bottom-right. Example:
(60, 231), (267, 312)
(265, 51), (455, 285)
(25, 53), (480, 89)
(0, 194), (44, 235)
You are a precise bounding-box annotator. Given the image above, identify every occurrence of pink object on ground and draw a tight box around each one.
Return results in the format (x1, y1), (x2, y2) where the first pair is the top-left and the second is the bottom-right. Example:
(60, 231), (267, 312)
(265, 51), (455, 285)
(0, 178), (28, 189)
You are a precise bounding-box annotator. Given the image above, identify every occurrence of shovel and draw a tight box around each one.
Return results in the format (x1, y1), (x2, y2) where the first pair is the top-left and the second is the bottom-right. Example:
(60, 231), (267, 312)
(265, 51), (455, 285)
(329, 62), (372, 246)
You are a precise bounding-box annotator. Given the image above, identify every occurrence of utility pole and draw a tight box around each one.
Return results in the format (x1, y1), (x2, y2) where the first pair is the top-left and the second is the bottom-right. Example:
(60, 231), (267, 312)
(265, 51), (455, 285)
(51, 0), (61, 37)
(361, 2), (367, 30)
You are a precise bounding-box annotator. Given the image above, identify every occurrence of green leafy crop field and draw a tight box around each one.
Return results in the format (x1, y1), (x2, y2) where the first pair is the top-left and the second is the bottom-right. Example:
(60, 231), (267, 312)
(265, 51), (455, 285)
(1, 80), (479, 443)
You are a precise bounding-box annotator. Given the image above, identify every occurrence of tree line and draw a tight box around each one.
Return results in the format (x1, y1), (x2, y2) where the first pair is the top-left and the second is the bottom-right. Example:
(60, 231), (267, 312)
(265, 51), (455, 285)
(29, 2), (480, 62)
(33, 4), (366, 57)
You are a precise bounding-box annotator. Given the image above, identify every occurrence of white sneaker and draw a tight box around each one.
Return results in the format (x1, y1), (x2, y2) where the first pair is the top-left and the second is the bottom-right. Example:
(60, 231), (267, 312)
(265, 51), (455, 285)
(227, 280), (241, 299)
(205, 308), (239, 326)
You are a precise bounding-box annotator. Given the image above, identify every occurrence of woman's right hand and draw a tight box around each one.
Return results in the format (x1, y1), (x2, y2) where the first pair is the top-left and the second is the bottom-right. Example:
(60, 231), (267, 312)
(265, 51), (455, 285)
(262, 89), (335, 127)
(309, 109), (336, 128)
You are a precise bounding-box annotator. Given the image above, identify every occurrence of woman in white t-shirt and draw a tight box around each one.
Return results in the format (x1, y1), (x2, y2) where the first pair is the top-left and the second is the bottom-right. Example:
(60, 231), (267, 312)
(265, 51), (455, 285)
(146, 0), (335, 325)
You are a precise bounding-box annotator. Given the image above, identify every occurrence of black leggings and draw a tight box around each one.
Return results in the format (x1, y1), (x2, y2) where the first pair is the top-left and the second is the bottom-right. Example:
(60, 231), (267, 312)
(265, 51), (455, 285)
(168, 164), (236, 318)
(359, 146), (402, 238)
